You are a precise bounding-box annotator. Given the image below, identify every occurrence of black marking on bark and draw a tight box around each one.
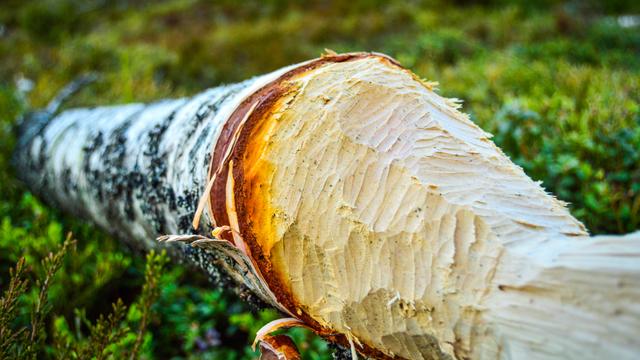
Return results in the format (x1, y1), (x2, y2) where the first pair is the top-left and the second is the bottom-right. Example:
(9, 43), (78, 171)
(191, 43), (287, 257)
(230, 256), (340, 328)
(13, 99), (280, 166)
(125, 165), (144, 221)
(61, 167), (74, 195)
(189, 123), (211, 160)
(176, 187), (200, 233)
(138, 109), (178, 234)
(177, 215), (193, 233)
(329, 343), (353, 360)
(203, 152), (211, 169)
(100, 118), (134, 221)
(176, 188), (198, 212)
(189, 124), (211, 175)
(83, 131), (105, 201)
(36, 136), (50, 191)
(123, 178), (137, 221)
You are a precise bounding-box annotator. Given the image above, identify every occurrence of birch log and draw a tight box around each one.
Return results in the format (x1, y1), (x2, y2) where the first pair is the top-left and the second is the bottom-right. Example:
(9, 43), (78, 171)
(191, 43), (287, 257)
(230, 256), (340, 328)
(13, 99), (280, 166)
(13, 52), (640, 360)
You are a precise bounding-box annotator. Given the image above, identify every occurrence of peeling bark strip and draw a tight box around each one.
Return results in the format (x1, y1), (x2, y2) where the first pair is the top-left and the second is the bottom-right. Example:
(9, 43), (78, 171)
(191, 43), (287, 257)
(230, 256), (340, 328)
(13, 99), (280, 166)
(14, 52), (640, 360)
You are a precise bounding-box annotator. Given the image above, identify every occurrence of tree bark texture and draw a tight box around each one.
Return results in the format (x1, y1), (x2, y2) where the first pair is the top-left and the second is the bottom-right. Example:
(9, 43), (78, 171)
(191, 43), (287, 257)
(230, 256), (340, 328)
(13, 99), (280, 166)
(13, 62), (291, 309)
(13, 53), (640, 360)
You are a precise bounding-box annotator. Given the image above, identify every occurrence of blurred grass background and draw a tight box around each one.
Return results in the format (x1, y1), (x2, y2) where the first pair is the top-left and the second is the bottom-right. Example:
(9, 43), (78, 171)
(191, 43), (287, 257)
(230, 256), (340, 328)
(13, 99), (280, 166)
(0, 0), (639, 359)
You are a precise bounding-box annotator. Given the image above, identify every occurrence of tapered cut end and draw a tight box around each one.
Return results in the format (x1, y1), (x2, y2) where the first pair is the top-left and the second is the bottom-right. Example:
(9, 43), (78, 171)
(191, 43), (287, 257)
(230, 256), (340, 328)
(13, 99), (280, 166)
(208, 53), (587, 359)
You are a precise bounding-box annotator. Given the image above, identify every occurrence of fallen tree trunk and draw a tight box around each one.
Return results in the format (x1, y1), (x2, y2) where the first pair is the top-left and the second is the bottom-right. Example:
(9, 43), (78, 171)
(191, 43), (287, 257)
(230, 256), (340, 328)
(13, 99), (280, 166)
(13, 52), (640, 360)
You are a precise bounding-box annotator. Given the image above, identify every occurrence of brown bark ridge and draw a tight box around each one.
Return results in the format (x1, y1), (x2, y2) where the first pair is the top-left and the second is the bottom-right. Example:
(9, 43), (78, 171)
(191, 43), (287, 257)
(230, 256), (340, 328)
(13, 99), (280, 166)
(14, 52), (640, 360)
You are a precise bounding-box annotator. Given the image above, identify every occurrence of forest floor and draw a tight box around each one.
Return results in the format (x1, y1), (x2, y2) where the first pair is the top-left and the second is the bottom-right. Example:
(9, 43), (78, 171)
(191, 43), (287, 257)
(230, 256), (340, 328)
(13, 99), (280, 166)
(0, 1), (638, 359)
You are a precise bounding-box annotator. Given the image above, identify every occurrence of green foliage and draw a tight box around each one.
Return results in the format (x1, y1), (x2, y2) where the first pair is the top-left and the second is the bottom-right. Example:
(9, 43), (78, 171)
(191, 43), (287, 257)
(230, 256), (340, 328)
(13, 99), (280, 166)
(128, 251), (169, 359)
(0, 258), (29, 359)
(492, 100), (640, 233)
(1, 235), (77, 360)
(50, 250), (169, 360)
(0, 0), (638, 359)
(1, 239), (171, 360)
(149, 267), (325, 359)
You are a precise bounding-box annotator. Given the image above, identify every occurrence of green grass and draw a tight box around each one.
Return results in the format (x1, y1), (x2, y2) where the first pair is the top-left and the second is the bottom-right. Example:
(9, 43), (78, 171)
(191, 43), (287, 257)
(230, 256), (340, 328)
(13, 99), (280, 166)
(0, 0), (639, 358)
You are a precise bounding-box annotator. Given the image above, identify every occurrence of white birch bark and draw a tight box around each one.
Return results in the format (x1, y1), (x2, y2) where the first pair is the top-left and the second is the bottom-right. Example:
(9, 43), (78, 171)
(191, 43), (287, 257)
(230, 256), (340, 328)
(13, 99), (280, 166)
(13, 65), (302, 308)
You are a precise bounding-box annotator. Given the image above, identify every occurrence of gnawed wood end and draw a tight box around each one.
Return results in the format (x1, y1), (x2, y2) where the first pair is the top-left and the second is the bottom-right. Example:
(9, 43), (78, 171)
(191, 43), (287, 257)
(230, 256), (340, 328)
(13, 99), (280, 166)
(186, 53), (637, 359)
